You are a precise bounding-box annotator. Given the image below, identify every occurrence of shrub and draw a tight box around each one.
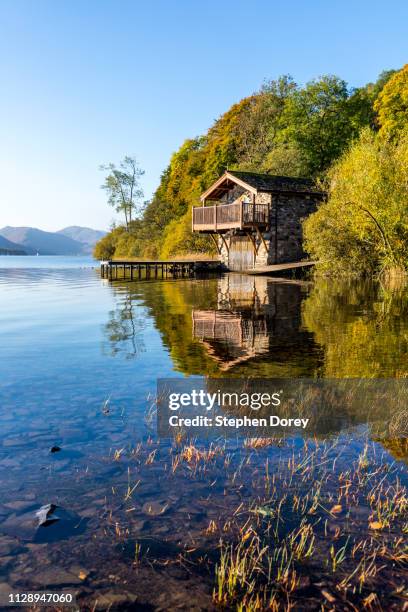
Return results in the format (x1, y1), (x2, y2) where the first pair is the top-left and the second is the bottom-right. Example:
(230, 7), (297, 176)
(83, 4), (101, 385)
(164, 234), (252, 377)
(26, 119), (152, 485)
(304, 128), (408, 275)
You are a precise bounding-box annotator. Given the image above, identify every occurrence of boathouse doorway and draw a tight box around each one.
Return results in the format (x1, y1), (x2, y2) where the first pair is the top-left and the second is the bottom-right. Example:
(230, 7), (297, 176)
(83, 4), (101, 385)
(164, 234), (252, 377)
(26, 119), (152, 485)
(228, 236), (254, 271)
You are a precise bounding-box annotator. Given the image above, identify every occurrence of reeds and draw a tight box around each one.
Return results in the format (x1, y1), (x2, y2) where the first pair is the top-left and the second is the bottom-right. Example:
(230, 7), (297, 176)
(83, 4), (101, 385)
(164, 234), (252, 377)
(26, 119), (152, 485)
(103, 432), (407, 610)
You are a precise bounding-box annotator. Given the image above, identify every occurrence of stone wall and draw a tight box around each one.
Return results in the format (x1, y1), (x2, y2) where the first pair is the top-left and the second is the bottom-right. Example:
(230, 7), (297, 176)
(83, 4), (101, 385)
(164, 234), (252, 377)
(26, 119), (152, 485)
(218, 188), (319, 270)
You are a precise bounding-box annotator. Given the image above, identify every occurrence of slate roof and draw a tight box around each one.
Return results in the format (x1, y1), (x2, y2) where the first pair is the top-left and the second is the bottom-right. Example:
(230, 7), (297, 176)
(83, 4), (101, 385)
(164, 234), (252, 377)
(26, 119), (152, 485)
(227, 170), (319, 193)
(200, 170), (323, 201)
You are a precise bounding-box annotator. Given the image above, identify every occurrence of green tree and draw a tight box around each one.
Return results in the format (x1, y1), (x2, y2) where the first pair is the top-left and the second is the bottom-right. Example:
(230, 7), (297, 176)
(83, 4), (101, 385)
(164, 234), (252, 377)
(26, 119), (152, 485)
(364, 69), (396, 102)
(93, 225), (127, 260)
(281, 75), (373, 176)
(374, 64), (408, 140)
(100, 156), (144, 229)
(304, 128), (408, 275)
(345, 70), (397, 132)
(233, 76), (298, 170)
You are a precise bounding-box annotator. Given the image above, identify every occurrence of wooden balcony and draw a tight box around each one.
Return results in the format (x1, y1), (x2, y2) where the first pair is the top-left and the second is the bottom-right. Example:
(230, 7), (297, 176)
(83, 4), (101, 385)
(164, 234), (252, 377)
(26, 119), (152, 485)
(192, 201), (270, 233)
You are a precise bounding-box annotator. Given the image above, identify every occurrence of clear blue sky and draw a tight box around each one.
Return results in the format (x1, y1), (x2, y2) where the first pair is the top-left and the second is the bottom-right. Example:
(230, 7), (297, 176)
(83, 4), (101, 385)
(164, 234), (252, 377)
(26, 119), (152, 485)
(0, 0), (407, 231)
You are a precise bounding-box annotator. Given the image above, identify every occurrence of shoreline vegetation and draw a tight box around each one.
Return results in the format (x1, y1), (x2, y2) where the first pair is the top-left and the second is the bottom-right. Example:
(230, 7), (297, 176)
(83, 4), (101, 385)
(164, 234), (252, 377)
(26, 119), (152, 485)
(85, 422), (407, 610)
(94, 65), (408, 277)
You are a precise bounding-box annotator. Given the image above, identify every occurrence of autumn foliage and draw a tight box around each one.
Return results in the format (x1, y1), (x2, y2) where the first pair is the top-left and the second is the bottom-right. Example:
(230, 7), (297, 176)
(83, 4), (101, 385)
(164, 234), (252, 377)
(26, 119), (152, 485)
(94, 67), (406, 272)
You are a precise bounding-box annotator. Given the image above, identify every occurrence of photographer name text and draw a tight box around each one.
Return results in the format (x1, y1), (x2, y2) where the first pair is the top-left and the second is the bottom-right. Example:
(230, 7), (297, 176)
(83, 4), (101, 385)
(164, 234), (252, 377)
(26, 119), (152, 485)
(168, 414), (309, 429)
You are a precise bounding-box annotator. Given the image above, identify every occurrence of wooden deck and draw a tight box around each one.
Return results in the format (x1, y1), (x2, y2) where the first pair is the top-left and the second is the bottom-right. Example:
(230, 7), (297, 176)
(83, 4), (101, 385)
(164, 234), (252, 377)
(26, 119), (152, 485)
(100, 259), (221, 281)
(100, 259), (316, 281)
(192, 201), (269, 233)
(245, 261), (317, 275)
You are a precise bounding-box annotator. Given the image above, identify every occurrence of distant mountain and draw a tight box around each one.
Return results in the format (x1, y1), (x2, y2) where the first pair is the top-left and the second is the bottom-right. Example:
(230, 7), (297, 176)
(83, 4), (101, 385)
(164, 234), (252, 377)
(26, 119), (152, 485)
(0, 225), (107, 256)
(0, 227), (84, 255)
(58, 226), (106, 253)
(0, 234), (32, 255)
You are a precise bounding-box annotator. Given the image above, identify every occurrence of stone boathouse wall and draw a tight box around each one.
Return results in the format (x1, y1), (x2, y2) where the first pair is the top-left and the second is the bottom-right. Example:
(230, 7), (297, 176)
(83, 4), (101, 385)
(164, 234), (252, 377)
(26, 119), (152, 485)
(218, 184), (319, 271)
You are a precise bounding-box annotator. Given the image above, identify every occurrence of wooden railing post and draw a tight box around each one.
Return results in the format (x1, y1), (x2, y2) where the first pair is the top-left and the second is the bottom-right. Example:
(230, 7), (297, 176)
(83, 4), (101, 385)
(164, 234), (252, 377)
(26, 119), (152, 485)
(192, 199), (271, 232)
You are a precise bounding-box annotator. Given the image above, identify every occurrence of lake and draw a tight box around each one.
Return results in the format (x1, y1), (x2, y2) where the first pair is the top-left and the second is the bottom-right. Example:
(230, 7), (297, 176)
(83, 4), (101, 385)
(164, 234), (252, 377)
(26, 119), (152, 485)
(0, 256), (407, 610)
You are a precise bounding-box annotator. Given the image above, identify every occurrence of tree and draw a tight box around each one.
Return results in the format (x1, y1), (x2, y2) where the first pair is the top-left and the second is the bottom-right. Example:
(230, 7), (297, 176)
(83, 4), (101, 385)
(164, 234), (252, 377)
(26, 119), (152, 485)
(346, 70), (397, 131)
(303, 128), (408, 275)
(100, 156), (144, 230)
(374, 64), (408, 140)
(280, 75), (373, 176)
(364, 69), (396, 101)
(233, 76), (297, 169)
(93, 226), (126, 260)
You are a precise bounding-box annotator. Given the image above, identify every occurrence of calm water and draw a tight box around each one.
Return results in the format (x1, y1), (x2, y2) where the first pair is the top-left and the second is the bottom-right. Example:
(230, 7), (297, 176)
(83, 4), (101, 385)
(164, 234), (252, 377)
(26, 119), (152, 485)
(0, 257), (407, 609)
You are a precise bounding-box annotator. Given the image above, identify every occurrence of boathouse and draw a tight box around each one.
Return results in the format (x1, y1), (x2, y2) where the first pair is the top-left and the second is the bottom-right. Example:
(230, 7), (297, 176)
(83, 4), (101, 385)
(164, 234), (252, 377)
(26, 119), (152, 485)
(192, 170), (324, 271)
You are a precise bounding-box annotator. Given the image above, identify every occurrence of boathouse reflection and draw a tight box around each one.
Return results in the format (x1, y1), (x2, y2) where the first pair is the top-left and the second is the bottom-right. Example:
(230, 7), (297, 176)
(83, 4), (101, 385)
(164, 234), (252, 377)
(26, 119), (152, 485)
(103, 273), (323, 376)
(191, 275), (321, 372)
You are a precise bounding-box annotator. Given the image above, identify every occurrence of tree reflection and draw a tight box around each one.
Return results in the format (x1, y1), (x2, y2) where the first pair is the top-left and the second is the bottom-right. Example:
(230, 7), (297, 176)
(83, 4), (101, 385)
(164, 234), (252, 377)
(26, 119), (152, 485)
(101, 274), (408, 378)
(302, 276), (408, 377)
(103, 290), (146, 359)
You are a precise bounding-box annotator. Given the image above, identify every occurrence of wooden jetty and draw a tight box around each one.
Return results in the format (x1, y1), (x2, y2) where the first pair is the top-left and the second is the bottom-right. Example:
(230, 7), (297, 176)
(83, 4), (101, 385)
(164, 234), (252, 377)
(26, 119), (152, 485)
(100, 259), (316, 280)
(245, 261), (317, 276)
(100, 259), (221, 280)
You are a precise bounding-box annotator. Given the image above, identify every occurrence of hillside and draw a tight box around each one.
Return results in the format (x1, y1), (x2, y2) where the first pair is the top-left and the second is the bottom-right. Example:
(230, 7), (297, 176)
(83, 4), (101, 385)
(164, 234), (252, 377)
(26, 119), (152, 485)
(58, 226), (106, 253)
(0, 227), (84, 255)
(94, 70), (396, 261)
(0, 234), (31, 255)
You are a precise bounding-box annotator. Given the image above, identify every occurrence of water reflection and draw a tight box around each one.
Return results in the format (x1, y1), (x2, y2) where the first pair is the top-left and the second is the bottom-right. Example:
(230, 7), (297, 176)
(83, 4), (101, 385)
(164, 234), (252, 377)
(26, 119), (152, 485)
(0, 264), (407, 608)
(302, 276), (408, 377)
(104, 275), (323, 376)
(104, 273), (408, 379)
(191, 275), (321, 372)
(192, 309), (270, 370)
(103, 293), (146, 359)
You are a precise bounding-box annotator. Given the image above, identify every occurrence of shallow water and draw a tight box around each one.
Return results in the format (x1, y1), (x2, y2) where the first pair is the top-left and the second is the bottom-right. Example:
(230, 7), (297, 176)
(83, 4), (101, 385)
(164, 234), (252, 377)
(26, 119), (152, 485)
(0, 257), (407, 609)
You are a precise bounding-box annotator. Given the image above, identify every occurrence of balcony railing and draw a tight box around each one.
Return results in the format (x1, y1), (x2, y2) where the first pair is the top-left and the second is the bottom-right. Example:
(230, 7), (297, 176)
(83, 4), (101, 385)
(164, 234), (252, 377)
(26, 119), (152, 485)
(192, 201), (269, 232)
